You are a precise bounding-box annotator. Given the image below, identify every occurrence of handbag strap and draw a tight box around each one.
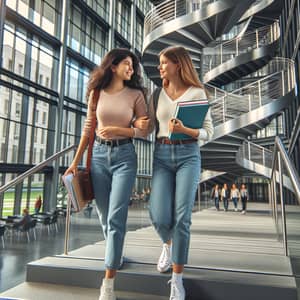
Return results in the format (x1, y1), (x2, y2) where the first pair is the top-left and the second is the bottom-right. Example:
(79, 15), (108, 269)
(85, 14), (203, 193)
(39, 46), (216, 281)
(86, 89), (100, 171)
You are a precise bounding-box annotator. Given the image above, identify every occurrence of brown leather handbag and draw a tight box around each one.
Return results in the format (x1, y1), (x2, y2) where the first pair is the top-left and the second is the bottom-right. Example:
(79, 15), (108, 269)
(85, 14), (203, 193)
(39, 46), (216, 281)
(65, 89), (100, 212)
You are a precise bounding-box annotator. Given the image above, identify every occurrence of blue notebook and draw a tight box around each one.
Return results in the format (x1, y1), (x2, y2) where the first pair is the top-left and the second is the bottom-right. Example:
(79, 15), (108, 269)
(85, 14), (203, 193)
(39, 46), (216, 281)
(169, 100), (209, 140)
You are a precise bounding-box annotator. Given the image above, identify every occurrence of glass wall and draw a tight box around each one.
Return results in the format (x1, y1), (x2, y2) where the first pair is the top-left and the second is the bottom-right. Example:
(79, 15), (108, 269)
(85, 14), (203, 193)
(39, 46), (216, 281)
(2, 22), (59, 90)
(6, 0), (61, 37)
(115, 0), (131, 41)
(0, 0), (151, 217)
(68, 4), (108, 64)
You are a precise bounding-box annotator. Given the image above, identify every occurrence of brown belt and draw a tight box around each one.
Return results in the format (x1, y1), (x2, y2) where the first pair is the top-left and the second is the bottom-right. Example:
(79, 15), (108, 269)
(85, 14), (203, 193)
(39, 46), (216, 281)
(156, 137), (197, 145)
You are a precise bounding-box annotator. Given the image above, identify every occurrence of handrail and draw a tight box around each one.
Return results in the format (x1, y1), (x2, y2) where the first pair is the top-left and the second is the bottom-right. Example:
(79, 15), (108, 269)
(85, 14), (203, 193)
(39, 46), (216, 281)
(144, 0), (218, 37)
(0, 145), (76, 194)
(270, 136), (300, 255)
(271, 137), (300, 199)
(208, 58), (295, 126)
(288, 107), (300, 155)
(144, 0), (269, 39)
(203, 21), (280, 74)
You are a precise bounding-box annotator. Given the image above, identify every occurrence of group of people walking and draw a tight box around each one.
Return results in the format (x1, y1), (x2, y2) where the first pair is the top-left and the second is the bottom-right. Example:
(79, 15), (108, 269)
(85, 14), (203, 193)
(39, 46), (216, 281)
(64, 46), (213, 300)
(211, 183), (248, 213)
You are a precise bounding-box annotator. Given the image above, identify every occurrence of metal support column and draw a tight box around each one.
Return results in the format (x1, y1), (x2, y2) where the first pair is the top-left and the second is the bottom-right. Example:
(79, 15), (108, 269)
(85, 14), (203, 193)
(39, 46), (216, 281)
(108, 0), (115, 50)
(277, 152), (288, 256)
(130, 0), (136, 52)
(0, 0), (6, 68)
(51, 0), (69, 212)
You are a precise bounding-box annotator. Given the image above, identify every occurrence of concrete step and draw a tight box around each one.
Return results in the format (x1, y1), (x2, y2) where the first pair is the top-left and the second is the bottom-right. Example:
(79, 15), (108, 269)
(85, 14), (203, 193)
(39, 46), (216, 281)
(0, 282), (168, 300)
(23, 256), (297, 300)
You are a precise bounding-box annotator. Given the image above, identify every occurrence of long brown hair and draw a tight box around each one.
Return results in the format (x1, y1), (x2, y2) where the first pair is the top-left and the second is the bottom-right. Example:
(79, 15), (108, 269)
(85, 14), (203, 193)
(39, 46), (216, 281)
(159, 46), (208, 97)
(86, 48), (146, 99)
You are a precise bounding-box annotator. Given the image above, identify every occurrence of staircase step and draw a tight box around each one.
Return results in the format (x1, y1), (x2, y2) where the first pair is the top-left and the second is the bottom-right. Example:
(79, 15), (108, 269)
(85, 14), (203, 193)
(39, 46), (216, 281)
(0, 282), (168, 300)
(24, 256), (297, 300)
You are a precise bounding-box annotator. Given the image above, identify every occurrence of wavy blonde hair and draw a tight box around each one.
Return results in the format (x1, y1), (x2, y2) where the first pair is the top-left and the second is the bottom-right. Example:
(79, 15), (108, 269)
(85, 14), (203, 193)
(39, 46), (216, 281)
(159, 46), (208, 97)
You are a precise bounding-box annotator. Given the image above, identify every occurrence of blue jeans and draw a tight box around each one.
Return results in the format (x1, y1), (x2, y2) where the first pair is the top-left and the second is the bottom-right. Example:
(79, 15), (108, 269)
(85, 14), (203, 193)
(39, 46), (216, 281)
(90, 142), (137, 269)
(223, 198), (229, 211)
(232, 197), (238, 209)
(149, 143), (201, 265)
(214, 197), (220, 210)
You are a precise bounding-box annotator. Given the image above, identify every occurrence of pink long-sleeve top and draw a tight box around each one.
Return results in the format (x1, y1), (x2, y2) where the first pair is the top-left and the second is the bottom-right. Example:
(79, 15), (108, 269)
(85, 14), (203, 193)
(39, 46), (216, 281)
(82, 87), (148, 139)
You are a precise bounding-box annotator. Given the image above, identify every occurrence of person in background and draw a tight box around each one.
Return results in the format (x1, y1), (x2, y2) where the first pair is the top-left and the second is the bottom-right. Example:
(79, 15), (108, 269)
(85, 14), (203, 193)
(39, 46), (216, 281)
(14, 208), (32, 229)
(137, 46), (213, 300)
(64, 48), (148, 300)
(34, 195), (42, 214)
(240, 184), (248, 214)
(221, 183), (229, 211)
(230, 184), (240, 212)
(211, 184), (221, 211)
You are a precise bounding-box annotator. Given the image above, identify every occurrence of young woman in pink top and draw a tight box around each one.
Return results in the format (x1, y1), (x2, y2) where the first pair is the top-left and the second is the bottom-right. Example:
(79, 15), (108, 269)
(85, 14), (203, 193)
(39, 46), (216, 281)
(64, 48), (148, 300)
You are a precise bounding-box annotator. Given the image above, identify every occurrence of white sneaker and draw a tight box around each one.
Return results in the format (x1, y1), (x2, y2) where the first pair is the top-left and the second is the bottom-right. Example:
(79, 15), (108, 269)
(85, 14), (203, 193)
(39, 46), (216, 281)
(169, 279), (186, 300)
(241, 210), (246, 214)
(234, 208), (238, 212)
(99, 278), (116, 300)
(157, 243), (172, 273)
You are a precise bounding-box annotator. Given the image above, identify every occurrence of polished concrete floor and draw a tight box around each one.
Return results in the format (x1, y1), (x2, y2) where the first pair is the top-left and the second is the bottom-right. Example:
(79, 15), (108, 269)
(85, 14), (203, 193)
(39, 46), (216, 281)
(1, 201), (300, 298)
(0, 204), (152, 293)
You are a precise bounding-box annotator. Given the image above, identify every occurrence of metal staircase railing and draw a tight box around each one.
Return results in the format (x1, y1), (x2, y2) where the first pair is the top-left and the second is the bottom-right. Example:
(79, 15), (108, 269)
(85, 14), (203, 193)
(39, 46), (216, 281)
(209, 58), (295, 126)
(203, 21), (280, 75)
(270, 137), (300, 255)
(0, 145), (76, 194)
(236, 140), (273, 168)
(235, 137), (300, 255)
(144, 0), (215, 37)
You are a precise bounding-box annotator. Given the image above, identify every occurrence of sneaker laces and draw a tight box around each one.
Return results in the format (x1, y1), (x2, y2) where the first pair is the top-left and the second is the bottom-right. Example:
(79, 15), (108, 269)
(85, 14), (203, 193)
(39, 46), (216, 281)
(159, 244), (170, 266)
(168, 279), (183, 300)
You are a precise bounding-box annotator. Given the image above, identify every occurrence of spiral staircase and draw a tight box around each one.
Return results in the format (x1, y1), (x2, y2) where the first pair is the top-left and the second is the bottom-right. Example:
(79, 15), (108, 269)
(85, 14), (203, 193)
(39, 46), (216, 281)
(142, 0), (295, 185)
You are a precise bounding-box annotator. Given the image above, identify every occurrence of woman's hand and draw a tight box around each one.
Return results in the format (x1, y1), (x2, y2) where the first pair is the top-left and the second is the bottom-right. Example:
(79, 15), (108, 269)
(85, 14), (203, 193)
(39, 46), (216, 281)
(64, 163), (78, 176)
(168, 118), (185, 133)
(133, 116), (150, 130)
(99, 126), (120, 139)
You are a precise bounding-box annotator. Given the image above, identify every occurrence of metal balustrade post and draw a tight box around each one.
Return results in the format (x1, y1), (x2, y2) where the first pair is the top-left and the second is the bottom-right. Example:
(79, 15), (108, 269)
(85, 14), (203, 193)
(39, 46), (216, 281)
(256, 29), (259, 48)
(248, 142), (251, 161)
(258, 80), (262, 106)
(272, 176), (278, 235)
(268, 181), (274, 219)
(282, 70), (285, 96)
(220, 44), (223, 64)
(263, 149), (265, 166)
(236, 38), (238, 56)
(64, 195), (72, 255)
(222, 96), (226, 122)
(248, 94), (251, 111)
(287, 67), (291, 92)
(270, 24), (273, 42)
(277, 152), (288, 256)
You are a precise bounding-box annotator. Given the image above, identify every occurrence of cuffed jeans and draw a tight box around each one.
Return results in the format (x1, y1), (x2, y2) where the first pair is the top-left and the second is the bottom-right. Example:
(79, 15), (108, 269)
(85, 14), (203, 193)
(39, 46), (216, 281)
(149, 143), (201, 265)
(91, 142), (137, 269)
